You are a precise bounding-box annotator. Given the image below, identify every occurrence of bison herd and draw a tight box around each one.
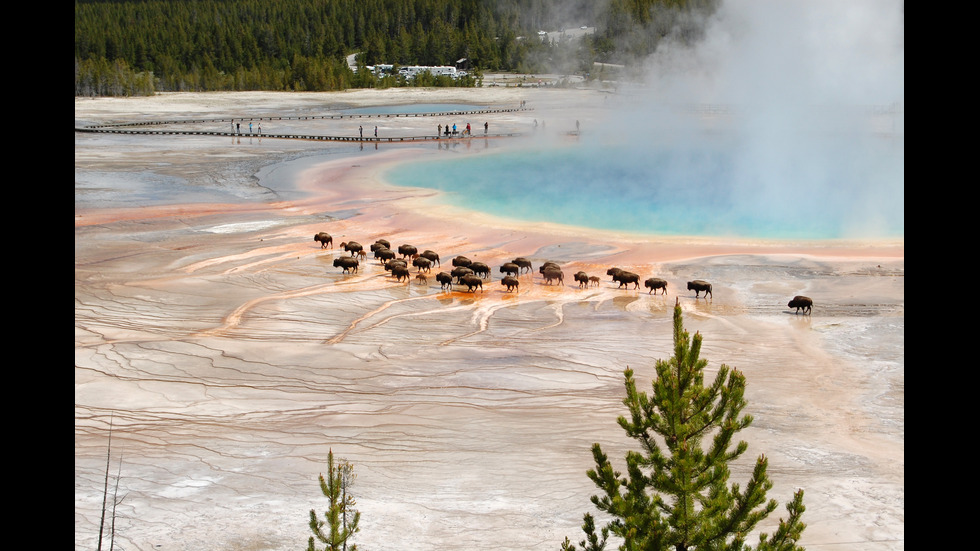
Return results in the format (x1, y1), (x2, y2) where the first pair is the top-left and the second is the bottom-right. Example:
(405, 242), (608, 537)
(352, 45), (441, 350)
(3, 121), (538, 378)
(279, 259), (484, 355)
(314, 232), (813, 314)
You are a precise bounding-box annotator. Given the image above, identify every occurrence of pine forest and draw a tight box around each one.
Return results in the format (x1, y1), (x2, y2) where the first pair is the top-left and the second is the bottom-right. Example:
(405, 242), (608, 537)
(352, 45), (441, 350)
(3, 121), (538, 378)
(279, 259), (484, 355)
(75, 0), (719, 96)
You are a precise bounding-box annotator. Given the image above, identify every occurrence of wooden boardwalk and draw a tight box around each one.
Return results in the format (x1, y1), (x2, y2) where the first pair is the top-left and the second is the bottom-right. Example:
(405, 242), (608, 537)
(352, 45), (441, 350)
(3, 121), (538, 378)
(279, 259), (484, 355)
(75, 107), (528, 142)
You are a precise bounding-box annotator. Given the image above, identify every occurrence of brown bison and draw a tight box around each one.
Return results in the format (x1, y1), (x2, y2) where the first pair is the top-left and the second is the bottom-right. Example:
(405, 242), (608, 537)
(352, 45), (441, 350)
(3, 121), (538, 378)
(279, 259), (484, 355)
(788, 295), (813, 314)
(470, 262), (491, 278)
(460, 274), (484, 292)
(687, 280), (713, 298)
(375, 247), (396, 263)
(645, 278), (668, 295)
(413, 256), (433, 272)
(314, 232), (333, 248)
(501, 276), (520, 292)
(588, 276), (601, 287)
(606, 267), (624, 280)
(398, 244), (418, 258)
(500, 262), (520, 276)
(573, 271), (590, 288)
(333, 256), (359, 274)
(420, 250), (441, 266)
(542, 267), (564, 285)
(512, 257), (533, 274)
(436, 272), (454, 290)
(389, 265), (411, 282)
(452, 255), (472, 268)
(339, 241), (363, 257)
(613, 271), (641, 289)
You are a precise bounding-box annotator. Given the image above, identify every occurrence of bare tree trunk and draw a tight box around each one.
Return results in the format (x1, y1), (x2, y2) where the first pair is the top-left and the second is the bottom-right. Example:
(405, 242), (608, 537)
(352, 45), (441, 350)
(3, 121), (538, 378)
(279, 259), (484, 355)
(97, 414), (114, 551)
(110, 454), (123, 551)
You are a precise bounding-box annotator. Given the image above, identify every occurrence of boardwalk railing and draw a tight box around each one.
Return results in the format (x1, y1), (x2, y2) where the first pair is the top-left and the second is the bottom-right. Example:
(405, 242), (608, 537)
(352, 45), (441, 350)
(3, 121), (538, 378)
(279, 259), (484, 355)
(75, 107), (529, 142)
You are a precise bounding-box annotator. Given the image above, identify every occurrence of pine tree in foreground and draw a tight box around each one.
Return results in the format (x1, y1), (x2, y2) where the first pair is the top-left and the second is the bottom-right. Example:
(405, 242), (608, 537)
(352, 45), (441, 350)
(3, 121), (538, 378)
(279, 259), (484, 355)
(308, 449), (361, 551)
(564, 299), (807, 551)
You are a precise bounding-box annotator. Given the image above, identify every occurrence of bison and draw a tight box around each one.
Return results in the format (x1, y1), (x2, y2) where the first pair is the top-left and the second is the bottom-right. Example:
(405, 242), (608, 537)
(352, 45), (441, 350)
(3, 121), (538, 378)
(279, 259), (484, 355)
(606, 267), (623, 280)
(452, 255), (472, 268)
(588, 276), (601, 287)
(333, 257), (359, 274)
(314, 232), (333, 248)
(501, 276), (520, 292)
(512, 257), (533, 274)
(459, 274), (484, 292)
(398, 244), (418, 258)
(436, 272), (454, 290)
(645, 278), (668, 295)
(470, 262), (491, 278)
(375, 247), (396, 263)
(412, 256), (433, 272)
(339, 241), (363, 257)
(788, 295), (813, 314)
(389, 265), (411, 282)
(573, 271), (590, 288)
(613, 271), (641, 289)
(499, 262), (520, 276)
(420, 250), (441, 266)
(687, 280), (713, 298)
(542, 267), (564, 285)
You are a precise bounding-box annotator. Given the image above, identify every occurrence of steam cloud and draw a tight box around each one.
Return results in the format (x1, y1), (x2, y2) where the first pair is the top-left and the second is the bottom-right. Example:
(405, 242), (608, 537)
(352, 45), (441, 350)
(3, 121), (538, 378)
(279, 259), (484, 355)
(591, 0), (904, 239)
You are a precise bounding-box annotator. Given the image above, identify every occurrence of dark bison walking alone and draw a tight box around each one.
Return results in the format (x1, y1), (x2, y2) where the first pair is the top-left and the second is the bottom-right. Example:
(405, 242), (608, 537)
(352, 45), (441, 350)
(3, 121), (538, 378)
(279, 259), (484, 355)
(314, 232), (333, 248)
(788, 295), (813, 314)
(645, 278), (668, 295)
(687, 280), (712, 298)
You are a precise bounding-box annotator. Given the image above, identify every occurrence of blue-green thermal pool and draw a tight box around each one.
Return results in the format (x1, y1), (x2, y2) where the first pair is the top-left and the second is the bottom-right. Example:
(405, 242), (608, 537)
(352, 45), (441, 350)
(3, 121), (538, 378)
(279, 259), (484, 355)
(384, 139), (904, 241)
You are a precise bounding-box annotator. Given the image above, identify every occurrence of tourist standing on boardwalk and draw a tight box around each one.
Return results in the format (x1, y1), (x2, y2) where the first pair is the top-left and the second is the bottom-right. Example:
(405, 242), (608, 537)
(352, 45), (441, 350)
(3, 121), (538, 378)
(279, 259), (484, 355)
(438, 124), (442, 137)
(484, 122), (488, 134)
(249, 122), (253, 134)
(258, 123), (262, 134)
(236, 122), (240, 134)
(374, 126), (378, 138)
(359, 125), (363, 139)
(466, 123), (471, 135)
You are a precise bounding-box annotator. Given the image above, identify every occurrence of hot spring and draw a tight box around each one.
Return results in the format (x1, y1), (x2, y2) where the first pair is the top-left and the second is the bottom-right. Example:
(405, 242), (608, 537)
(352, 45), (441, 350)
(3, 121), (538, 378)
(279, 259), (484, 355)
(384, 132), (904, 241)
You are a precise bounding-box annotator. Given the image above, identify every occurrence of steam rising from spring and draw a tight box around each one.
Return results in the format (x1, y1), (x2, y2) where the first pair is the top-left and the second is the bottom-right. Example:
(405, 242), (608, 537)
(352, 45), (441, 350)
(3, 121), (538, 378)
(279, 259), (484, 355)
(587, 0), (904, 239)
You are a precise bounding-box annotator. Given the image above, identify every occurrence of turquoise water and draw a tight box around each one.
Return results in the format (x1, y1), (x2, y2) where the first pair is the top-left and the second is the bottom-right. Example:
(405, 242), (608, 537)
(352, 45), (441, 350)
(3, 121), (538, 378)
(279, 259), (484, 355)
(384, 138), (904, 240)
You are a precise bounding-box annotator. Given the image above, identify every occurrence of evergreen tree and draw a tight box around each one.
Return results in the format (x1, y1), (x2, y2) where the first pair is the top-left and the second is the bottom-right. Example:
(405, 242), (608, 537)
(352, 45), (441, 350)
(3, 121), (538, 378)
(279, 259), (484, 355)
(565, 300), (807, 551)
(308, 449), (361, 551)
